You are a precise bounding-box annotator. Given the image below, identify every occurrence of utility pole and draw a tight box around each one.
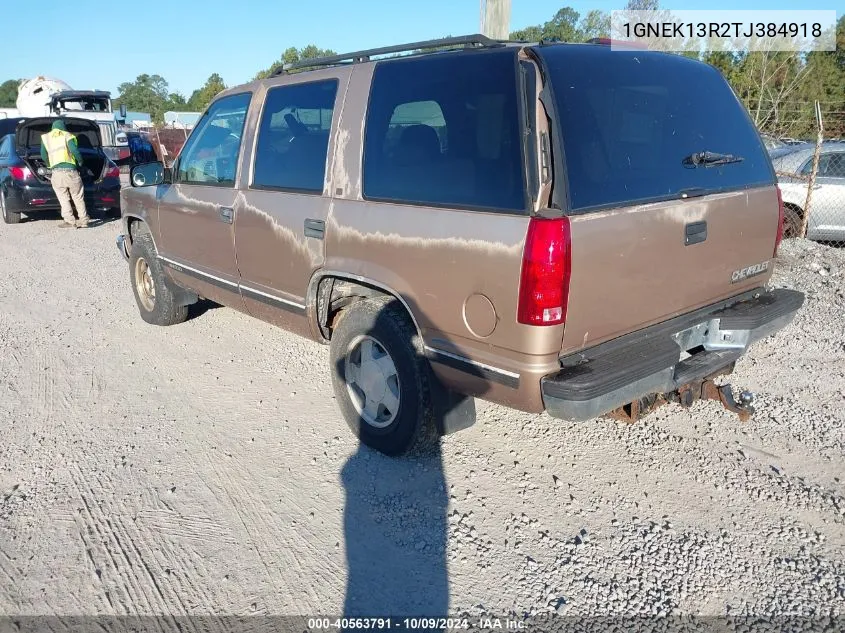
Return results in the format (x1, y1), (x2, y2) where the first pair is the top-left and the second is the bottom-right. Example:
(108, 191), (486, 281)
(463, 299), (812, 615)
(481, 0), (512, 40)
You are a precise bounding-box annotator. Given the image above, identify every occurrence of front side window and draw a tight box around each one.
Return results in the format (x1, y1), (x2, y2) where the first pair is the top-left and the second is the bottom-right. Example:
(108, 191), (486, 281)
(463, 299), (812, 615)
(177, 92), (251, 186)
(363, 49), (526, 212)
(252, 80), (338, 193)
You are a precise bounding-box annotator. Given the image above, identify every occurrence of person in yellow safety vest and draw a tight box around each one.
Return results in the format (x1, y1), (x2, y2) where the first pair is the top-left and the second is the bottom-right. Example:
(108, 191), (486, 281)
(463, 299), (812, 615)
(40, 119), (91, 229)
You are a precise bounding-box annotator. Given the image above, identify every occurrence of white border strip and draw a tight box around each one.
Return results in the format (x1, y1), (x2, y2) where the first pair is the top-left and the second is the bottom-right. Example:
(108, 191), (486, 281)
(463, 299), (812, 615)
(240, 284), (306, 310)
(158, 256), (238, 287)
(424, 345), (520, 380)
(159, 255), (306, 309)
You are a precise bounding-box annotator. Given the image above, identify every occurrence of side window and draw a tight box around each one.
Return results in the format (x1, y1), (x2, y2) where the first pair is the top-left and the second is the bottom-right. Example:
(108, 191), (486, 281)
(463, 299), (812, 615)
(363, 50), (526, 211)
(800, 158), (814, 175)
(801, 153), (845, 177)
(0, 136), (9, 161)
(820, 153), (845, 178)
(176, 92), (251, 186)
(252, 80), (338, 193)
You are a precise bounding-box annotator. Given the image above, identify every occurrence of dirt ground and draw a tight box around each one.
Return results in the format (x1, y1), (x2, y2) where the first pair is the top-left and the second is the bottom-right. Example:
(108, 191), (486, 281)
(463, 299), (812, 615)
(0, 211), (843, 623)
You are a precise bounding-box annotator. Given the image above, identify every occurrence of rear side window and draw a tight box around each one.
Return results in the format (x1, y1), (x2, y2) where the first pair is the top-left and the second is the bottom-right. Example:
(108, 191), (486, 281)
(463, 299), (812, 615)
(363, 49), (526, 212)
(252, 80), (338, 193)
(537, 46), (774, 212)
(0, 135), (10, 160)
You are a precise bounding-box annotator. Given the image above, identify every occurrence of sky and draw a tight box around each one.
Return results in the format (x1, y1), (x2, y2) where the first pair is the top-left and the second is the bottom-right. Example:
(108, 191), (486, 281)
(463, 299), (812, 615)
(7, 0), (825, 100)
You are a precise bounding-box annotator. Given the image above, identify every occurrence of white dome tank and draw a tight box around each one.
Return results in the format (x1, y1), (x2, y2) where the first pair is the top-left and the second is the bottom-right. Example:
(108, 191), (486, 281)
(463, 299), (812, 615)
(16, 77), (74, 117)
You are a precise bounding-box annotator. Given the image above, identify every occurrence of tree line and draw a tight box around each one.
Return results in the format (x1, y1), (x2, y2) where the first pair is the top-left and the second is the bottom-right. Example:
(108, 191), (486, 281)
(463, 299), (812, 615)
(2, 3), (843, 136)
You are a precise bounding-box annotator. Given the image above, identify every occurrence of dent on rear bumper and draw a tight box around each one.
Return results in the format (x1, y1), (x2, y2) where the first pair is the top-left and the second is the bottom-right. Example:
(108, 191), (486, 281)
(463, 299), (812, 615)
(542, 288), (805, 421)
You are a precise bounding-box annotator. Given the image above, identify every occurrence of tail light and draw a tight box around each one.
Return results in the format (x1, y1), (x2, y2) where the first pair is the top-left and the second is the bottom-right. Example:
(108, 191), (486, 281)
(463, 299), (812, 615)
(9, 166), (33, 181)
(517, 216), (572, 326)
(774, 185), (785, 255)
(103, 165), (120, 180)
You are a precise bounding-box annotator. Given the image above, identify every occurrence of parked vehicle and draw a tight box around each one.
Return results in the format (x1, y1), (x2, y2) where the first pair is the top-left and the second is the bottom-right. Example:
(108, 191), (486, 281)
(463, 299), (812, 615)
(16, 77), (129, 163)
(0, 117), (121, 224)
(771, 143), (845, 241)
(117, 35), (803, 455)
(119, 130), (160, 167)
(761, 134), (785, 152)
(0, 117), (24, 139)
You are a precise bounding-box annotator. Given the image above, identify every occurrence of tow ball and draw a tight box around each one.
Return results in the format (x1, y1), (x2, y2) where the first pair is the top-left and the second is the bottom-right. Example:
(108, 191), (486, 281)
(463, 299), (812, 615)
(677, 379), (755, 422)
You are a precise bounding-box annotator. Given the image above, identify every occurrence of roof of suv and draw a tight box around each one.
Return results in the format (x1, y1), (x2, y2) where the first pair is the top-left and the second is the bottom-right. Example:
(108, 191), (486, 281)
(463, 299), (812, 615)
(217, 33), (679, 102)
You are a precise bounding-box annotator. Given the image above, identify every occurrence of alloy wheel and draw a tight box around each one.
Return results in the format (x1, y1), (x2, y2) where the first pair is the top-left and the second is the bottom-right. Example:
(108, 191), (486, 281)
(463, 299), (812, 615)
(344, 335), (401, 428)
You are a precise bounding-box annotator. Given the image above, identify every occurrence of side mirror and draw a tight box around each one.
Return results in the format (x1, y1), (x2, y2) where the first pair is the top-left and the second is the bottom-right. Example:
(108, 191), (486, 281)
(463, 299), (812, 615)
(130, 161), (165, 187)
(119, 103), (127, 118)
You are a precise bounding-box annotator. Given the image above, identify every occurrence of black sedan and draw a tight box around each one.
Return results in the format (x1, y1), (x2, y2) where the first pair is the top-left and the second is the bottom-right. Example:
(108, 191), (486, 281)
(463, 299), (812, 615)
(0, 117), (121, 225)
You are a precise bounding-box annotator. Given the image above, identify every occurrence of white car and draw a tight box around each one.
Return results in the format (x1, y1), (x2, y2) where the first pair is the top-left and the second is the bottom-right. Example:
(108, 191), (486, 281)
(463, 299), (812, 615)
(771, 143), (845, 241)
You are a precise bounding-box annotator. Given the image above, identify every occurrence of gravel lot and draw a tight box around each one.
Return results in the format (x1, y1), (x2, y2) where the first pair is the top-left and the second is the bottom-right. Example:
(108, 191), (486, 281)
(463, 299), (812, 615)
(0, 212), (843, 625)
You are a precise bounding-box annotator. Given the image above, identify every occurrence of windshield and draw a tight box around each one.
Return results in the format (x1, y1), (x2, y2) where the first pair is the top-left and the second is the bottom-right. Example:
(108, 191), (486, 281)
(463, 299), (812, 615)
(55, 97), (110, 112)
(536, 45), (774, 212)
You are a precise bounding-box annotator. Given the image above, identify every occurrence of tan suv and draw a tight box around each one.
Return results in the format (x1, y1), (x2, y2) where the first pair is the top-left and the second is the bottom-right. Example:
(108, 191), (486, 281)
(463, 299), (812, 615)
(117, 35), (804, 455)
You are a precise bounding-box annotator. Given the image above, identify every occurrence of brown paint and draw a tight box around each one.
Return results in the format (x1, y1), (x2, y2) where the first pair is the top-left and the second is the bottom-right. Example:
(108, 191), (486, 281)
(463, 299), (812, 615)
(119, 44), (783, 416)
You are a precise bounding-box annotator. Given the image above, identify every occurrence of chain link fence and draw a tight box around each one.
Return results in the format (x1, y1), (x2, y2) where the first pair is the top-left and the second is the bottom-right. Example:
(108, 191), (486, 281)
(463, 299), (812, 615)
(752, 100), (845, 248)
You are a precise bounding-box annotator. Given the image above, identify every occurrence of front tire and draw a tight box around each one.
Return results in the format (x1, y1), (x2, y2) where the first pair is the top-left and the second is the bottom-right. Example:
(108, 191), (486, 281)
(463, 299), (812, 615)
(329, 297), (436, 456)
(129, 227), (188, 326)
(1, 190), (21, 225)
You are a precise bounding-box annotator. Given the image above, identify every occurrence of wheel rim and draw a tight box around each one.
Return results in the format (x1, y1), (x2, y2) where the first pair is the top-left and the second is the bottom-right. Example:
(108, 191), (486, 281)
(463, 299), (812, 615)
(134, 257), (156, 312)
(1, 190), (6, 220)
(344, 335), (401, 429)
(783, 207), (802, 239)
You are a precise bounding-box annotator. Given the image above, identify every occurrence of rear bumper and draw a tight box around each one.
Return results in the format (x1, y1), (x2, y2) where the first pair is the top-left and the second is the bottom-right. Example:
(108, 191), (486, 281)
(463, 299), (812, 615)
(5, 180), (121, 213)
(542, 288), (805, 421)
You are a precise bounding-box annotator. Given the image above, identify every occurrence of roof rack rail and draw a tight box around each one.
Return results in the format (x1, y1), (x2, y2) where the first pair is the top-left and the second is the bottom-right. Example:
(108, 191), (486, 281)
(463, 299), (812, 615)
(273, 34), (505, 76)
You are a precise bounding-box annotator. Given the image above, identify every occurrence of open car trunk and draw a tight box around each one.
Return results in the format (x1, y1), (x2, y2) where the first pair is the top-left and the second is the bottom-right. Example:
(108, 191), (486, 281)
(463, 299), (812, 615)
(15, 117), (106, 185)
(22, 151), (106, 185)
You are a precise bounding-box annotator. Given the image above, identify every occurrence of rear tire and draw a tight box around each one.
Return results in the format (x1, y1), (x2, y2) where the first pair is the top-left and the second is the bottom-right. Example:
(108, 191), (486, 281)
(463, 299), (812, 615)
(329, 297), (436, 456)
(783, 204), (803, 239)
(1, 190), (21, 225)
(128, 225), (188, 326)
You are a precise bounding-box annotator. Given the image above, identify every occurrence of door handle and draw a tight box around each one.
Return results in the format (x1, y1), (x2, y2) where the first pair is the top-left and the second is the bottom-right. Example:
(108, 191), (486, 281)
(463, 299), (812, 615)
(219, 206), (233, 224)
(684, 221), (707, 246)
(304, 218), (325, 239)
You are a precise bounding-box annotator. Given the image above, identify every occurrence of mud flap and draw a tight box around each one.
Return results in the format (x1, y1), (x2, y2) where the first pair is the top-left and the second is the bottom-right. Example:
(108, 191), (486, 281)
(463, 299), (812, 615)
(167, 279), (199, 307)
(429, 372), (477, 436)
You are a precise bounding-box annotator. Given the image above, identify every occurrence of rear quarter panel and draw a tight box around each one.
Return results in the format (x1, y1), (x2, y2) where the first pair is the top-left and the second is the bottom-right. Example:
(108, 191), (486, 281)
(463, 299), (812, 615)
(323, 64), (560, 412)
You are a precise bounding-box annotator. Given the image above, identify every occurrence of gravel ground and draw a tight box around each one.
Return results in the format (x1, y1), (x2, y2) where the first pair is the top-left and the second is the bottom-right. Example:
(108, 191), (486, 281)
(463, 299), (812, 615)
(0, 213), (843, 627)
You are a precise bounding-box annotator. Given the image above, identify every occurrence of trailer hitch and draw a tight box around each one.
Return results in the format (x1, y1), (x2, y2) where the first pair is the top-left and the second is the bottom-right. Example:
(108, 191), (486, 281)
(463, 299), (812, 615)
(702, 380), (755, 421)
(608, 378), (755, 424)
(678, 379), (755, 422)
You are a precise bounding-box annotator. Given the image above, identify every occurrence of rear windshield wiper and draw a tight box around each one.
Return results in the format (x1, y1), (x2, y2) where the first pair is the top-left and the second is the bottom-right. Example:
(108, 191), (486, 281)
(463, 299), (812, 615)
(682, 151), (744, 167)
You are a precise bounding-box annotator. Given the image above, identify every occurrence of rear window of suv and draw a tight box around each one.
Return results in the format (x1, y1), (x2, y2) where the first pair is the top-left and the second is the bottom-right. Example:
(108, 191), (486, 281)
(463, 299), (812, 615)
(537, 45), (774, 212)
